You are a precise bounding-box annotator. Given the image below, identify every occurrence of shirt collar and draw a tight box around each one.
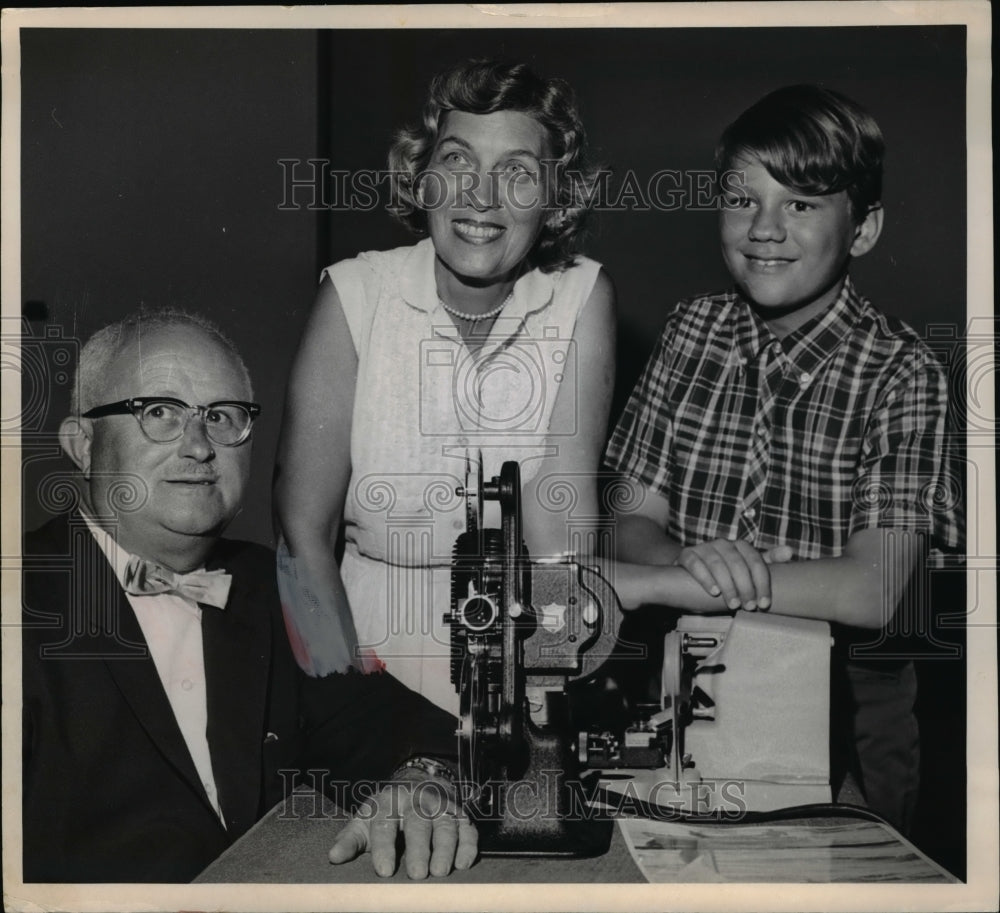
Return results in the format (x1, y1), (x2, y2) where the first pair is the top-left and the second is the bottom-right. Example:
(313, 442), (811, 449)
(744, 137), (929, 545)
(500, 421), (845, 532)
(733, 275), (864, 374)
(397, 237), (558, 334)
(80, 510), (209, 596)
(781, 275), (865, 376)
(733, 292), (779, 361)
(81, 510), (132, 590)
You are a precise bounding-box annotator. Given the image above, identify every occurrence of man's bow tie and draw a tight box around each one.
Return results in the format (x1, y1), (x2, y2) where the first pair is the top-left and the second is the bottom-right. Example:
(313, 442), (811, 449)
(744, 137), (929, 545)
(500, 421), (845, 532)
(123, 555), (232, 609)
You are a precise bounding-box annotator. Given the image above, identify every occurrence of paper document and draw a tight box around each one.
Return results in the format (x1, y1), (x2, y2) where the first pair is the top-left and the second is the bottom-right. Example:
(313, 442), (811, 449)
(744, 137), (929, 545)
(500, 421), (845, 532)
(619, 817), (958, 883)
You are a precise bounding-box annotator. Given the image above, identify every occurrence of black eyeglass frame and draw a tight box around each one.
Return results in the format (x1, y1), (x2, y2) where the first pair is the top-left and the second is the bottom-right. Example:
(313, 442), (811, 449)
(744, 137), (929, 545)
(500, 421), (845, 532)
(81, 397), (261, 446)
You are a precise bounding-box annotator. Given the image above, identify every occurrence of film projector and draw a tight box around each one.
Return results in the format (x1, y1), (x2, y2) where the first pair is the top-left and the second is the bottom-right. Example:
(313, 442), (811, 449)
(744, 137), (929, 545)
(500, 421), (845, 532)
(447, 461), (833, 856)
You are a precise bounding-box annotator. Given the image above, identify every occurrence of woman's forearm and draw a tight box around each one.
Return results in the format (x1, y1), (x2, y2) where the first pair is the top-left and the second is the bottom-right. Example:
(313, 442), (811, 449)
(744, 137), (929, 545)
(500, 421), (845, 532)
(275, 526), (364, 676)
(273, 277), (363, 675)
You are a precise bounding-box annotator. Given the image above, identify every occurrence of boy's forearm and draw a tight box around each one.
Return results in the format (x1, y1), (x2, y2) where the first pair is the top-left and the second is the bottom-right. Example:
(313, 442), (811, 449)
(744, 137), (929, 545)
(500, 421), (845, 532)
(766, 562), (879, 628)
(599, 559), (729, 611)
(767, 528), (917, 628)
(765, 547), (898, 629)
(605, 528), (913, 629)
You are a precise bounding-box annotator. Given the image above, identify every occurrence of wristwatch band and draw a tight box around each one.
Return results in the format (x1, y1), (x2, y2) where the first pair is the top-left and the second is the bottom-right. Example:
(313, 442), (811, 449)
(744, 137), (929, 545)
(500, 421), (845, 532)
(392, 755), (457, 785)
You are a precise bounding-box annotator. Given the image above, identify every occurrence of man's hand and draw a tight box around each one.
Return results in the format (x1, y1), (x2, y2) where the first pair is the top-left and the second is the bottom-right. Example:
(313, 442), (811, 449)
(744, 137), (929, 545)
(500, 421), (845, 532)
(329, 775), (478, 878)
(675, 539), (793, 610)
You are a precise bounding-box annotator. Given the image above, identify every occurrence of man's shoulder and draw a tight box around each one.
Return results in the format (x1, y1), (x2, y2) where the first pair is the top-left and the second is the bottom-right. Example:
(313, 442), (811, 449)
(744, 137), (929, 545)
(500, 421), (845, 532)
(205, 537), (277, 591)
(24, 512), (75, 556)
(209, 535), (275, 565)
(23, 517), (278, 611)
(24, 515), (275, 564)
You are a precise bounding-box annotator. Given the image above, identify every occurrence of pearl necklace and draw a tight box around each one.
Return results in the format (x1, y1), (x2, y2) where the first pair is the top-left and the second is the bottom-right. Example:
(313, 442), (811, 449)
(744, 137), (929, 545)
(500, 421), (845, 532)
(438, 290), (513, 323)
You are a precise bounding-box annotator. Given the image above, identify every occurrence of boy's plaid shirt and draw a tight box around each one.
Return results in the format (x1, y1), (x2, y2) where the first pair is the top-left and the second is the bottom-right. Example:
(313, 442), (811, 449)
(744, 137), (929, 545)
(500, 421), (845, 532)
(605, 278), (963, 560)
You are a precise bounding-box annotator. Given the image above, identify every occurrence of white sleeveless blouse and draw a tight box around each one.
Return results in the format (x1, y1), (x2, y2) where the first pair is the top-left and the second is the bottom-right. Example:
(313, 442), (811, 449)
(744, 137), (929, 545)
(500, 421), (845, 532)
(322, 238), (601, 712)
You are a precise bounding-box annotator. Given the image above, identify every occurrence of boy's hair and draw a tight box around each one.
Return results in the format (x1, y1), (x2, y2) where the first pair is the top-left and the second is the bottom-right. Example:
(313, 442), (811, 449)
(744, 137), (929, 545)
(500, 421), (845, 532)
(72, 307), (253, 414)
(388, 58), (602, 272)
(715, 84), (884, 221)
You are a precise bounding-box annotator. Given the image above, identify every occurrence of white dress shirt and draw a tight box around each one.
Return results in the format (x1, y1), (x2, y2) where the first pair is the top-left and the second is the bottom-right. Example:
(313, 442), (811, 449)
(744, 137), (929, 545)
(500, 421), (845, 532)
(83, 514), (226, 826)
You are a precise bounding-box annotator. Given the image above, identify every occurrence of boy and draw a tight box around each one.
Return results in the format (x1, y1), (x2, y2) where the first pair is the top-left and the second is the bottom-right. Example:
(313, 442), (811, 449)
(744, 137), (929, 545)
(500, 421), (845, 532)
(604, 85), (962, 832)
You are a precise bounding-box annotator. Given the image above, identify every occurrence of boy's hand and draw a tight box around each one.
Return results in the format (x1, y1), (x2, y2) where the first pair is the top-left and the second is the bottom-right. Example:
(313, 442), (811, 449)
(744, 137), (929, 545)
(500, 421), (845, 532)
(329, 776), (478, 878)
(675, 539), (793, 610)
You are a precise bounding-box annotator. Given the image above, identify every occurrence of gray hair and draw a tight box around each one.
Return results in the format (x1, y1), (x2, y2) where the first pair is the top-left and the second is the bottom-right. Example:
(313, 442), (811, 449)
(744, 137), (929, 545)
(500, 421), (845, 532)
(71, 308), (253, 414)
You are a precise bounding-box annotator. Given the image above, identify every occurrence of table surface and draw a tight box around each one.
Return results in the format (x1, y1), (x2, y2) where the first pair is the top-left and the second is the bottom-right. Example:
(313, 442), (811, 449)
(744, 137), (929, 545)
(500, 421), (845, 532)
(195, 779), (955, 885)
(196, 790), (644, 883)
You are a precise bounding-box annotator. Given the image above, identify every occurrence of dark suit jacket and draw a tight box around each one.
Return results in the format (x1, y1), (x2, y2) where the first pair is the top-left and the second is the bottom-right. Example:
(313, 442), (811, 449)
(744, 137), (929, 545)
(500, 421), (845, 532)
(22, 513), (458, 883)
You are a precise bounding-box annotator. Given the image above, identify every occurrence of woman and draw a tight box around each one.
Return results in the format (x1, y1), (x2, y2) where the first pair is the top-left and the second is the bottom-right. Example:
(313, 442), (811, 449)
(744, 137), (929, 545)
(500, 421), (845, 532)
(275, 60), (615, 713)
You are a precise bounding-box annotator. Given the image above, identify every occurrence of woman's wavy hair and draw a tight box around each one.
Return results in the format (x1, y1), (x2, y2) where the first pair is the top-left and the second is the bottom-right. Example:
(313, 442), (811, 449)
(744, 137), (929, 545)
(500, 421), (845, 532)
(388, 59), (602, 272)
(715, 84), (884, 222)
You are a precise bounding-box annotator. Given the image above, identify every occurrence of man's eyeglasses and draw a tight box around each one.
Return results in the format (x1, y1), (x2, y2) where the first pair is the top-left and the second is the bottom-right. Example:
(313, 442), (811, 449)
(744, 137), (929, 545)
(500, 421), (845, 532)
(82, 397), (261, 446)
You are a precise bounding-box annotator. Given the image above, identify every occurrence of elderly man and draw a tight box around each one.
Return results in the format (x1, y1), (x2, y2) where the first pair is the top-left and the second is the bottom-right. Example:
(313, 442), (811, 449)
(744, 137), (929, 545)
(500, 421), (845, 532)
(22, 310), (476, 883)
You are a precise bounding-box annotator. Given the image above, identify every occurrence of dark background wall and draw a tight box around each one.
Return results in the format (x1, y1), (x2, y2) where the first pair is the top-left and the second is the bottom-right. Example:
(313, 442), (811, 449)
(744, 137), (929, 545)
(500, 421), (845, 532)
(19, 24), (968, 877)
(22, 26), (967, 543)
(20, 28), (324, 540)
(321, 26), (968, 427)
